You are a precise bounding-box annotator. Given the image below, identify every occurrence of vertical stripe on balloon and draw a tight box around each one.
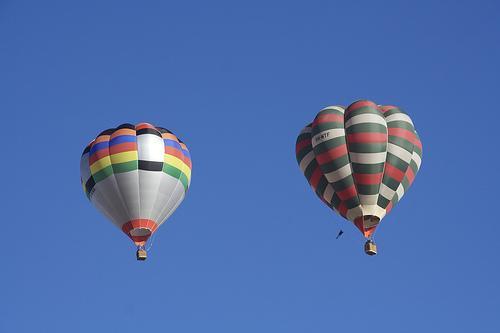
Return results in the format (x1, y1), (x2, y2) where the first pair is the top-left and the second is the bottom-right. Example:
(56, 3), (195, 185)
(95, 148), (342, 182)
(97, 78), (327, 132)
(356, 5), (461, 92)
(295, 124), (344, 217)
(311, 106), (362, 220)
(377, 106), (416, 209)
(344, 100), (387, 220)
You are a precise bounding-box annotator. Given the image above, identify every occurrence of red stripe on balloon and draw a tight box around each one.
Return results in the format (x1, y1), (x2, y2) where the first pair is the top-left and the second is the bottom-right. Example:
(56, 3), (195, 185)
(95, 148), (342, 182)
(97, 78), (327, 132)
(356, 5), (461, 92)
(354, 217), (364, 235)
(406, 167), (416, 185)
(386, 201), (394, 214)
(338, 201), (348, 217)
(388, 127), (416, 142)
(347, 132), (387, 143)
(353, 173), (384, 185)
(89, 149), (110, 165)
(309, 167), (322, 189)
(135, 123), (156, 130)
(380, 105), (398, 113)
(314, 113), (344, 124)
(122, 219), (158, 233)
(122, 219), (158, 246)
(345, 100), (378, 116)
(384, 163), (405, 182)
(295, 139), (311, 154)
(165, 146), (186, 160)
(315, 145), (348, 165)
(109, 142), (138, 155)
(413, 136), (423, 150)
(337, 184), (358, 201)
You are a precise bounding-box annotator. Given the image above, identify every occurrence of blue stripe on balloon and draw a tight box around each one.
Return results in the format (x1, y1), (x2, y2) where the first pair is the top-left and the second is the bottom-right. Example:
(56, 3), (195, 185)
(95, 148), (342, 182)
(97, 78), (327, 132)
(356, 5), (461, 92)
(110, 135), (137, 146)
(164, 139), (190, 158)
(181, 149), (191, 158)
(164, 139), (182, 150)
(89, 141), (109, 156)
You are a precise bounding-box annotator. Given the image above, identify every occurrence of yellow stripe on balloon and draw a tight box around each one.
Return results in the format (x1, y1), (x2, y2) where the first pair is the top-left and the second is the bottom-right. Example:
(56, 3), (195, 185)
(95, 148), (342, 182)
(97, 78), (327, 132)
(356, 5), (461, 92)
(110, 151), (138, 164)
(90, 151), (138, 174)
(164, 154), (191, 179)
(90, 156), (111, 174)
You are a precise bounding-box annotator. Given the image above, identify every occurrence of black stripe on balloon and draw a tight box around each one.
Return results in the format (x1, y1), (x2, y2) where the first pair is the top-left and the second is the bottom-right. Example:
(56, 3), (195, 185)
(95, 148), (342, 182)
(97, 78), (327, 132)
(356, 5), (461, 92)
(85, 176), (96, 195)
(156, 127), (172, 134)
(82, 144), (91, 155)
(137, 128), (162, 137)
(117, 123), (136, 130)
(138, 160), (163, 171)
(98, 128), (115, 136)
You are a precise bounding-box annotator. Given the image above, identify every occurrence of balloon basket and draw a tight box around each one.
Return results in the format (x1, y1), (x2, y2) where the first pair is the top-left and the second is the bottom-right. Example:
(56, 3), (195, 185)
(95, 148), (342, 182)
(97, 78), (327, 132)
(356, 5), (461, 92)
(364, 240), (377, 256)
(136, 248), (147, 261)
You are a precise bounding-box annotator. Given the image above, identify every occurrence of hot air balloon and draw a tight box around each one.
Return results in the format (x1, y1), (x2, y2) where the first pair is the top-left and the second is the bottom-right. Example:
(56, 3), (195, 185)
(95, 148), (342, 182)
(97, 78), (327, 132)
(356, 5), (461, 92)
(295, 100), (422, 255)
(80, 123), (192, 260)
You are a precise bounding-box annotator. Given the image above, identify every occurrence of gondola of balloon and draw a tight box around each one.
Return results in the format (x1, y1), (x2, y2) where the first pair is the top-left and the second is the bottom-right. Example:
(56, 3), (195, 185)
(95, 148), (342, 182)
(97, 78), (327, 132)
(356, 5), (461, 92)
(296, 100), (422, 255)
(80, 123), (191, 260)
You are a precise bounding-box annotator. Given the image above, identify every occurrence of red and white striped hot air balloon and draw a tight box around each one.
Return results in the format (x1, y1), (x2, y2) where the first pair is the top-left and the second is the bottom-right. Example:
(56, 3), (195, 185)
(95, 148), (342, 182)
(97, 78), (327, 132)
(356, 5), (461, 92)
(295, 100), (422, 255)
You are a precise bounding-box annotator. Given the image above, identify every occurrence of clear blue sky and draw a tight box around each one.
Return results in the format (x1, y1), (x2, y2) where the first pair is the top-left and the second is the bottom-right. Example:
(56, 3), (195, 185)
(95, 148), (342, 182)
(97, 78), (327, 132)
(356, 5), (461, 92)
(1, 1), (499, 332)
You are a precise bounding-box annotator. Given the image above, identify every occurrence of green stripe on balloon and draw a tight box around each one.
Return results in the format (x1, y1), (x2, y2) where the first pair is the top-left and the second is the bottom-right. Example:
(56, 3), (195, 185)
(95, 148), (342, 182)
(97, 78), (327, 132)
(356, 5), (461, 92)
(112, 160), (138, 174)
(163, 164), (189, 190)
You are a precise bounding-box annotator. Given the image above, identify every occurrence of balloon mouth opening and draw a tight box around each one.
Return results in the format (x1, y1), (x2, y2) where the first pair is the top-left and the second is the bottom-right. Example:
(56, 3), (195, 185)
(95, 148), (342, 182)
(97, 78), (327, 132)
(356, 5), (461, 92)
(364, 215), (380, 228)
(122, 219), (158, 246)
(354, 215), (380, 238)
(130, 227), (151, 237)
(127, 228), (153, 246)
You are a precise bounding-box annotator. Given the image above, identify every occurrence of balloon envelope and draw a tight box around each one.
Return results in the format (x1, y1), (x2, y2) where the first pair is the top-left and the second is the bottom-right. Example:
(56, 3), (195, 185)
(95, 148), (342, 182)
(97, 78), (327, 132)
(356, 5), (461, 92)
(295, 100), (422, 237)
(80, 123), (192, 246)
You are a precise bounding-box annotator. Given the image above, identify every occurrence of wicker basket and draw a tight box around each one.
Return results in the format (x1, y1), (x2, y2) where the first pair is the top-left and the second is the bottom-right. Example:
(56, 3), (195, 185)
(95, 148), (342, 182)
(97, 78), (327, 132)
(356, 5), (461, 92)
(136, 249), (147, 261)
(364, 240), (377, 256)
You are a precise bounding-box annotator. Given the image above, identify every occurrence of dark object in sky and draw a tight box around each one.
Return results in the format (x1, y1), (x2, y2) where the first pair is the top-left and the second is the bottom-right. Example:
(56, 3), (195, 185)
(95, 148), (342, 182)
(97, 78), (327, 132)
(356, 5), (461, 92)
(336, 230), (344, 239)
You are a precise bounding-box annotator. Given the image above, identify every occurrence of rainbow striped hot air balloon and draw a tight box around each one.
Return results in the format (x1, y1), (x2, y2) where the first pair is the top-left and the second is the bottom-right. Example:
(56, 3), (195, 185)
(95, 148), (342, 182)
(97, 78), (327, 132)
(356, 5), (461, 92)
(80, 123), (192, 260)
(295, 100), (422, 255)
